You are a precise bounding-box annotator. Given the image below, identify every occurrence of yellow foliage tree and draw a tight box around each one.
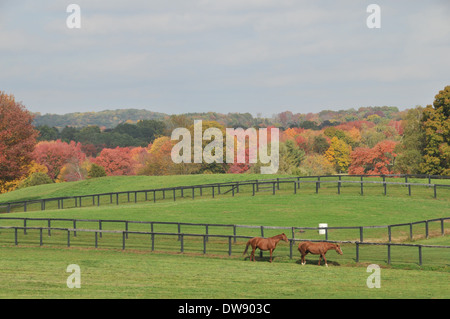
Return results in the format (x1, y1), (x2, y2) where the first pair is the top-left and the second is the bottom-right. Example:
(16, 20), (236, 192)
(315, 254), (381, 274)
(325, 137), (352, 173)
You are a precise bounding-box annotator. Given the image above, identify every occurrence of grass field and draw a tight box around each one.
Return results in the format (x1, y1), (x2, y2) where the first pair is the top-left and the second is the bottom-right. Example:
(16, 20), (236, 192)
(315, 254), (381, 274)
(0, 174), (449, 299)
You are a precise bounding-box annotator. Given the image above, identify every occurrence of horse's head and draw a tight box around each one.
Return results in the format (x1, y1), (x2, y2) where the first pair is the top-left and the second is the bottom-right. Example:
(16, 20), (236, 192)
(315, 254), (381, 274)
(335, 244), (343, 255)
(281, 233), (289, 243)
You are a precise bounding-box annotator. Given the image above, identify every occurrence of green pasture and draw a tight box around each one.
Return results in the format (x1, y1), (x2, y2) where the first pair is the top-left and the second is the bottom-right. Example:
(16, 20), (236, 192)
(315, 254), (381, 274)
(1, 246), (449, 299)
(0, 174), (449, 299)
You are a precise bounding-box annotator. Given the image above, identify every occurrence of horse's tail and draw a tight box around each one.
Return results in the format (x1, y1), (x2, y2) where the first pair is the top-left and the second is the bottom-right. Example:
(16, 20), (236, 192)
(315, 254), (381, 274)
(243, 240), (251, 255)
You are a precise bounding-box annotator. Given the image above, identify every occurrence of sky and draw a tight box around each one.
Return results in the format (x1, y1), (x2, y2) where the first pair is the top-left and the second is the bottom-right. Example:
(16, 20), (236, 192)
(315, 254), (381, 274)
(0, 0), (449, 116)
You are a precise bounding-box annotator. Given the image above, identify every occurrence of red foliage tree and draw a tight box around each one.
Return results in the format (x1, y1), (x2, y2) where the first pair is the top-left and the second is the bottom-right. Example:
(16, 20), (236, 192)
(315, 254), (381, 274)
(33, 140), (86, 181)
(348, 140), (398, 175)
(0, 92), (38, 186)
(92, 147), (136, 176)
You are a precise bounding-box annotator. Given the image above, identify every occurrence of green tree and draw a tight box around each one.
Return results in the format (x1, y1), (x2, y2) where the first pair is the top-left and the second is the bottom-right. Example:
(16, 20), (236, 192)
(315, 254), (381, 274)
(88, 163), (107, 178)
(420, 86), (450, 175)
(394, 107), (426, 174)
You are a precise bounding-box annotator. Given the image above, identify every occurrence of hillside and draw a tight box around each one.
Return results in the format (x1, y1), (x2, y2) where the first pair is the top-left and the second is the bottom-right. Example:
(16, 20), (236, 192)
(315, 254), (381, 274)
(32, 106), (404, 129)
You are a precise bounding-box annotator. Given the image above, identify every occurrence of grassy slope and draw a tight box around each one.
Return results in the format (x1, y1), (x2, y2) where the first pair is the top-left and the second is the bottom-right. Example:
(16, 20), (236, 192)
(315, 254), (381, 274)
(1, 174), (449, 299)
(1, 246), (448, 299)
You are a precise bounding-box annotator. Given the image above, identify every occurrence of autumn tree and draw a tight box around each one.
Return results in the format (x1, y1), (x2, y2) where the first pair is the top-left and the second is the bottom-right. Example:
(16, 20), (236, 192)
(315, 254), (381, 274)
(32, 140), (86, 181)
(325, 137), (352, 173)
(348, 140), (398, 175)
(0, 92), (38, 192)
(92, 146), (136, 176)
(420, 86), (450, 175)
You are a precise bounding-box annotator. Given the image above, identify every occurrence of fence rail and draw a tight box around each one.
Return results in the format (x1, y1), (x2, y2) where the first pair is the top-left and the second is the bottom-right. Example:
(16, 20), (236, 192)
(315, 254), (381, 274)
(1, 174), (449, 213)
(1, 216), (449, 244)
(1, 225), (449, 266)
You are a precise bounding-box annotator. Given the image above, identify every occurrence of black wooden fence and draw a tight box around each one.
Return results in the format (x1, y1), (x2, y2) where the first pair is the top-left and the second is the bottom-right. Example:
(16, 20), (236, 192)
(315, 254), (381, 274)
(1, 225), (449, 266)
(1, 216), (448, 243)
(1, 174), (449, 213)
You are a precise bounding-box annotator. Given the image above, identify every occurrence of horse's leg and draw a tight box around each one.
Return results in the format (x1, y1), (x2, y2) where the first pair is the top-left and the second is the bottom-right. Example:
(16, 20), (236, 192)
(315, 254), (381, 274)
(323, 253), (328, 267)
(318, 254), (322, 265)
(301, 253), (305, 265)
(269, 249), (273, 263)
(251, 246), (256, 261)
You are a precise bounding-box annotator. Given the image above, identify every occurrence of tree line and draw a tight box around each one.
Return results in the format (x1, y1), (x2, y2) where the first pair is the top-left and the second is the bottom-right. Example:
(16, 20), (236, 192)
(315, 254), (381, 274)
(0, 86), (448, 194)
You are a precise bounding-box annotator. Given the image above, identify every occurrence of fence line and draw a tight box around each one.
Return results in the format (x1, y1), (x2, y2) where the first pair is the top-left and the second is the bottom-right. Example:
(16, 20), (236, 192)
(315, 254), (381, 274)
(1, 225), (449, 266)
(1, 216), (448, 243)
(1, 174), (449, 213)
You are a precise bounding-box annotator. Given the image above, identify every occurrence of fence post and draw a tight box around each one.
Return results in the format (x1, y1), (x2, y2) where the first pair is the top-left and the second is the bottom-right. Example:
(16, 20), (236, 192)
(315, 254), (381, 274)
(95, 232), (98, 248)
(360, 227), (364, 242)
(408, 184), (411, 196)
(316, 182), (319, 194)
(151, 233), (155, 251)
(387, 244), (391, 264)
(441, 219), (445, 236)
(180, 234), (184, 253)
(99, 221), (103, 238)
(384, 182), (387, 196)
(233, 225), (236, 243)
(272, 182), (276, 195)
(122, 232), (126, 250)
(434, 185), (437, 198)
(40, 228), (43, 246)
(425, 221), (429, 239)
(67, 230), (70, 247)
(337, 181), (341, 195)
(203, 235), (206, 254)
(173, 189), (176, 202)
(252, 183), (255, 196)
(418, 246), (422, 266)
(356, 243), (359, 262)
(228, 236), (232, 256)
(294, 181), (297, 194)
(360, 180), (364, 196)
(14, 228), (18, 246)
(192, 187), (195, 200)
(73, 220), (76, 237)
(388, 226), (392, 242)
(410, 223), (413, 240)
(289, 240), (293, 259)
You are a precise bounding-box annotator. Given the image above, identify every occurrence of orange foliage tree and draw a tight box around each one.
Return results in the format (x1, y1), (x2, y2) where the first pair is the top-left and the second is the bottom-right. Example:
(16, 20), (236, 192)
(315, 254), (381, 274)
(348, 140), (398, 175)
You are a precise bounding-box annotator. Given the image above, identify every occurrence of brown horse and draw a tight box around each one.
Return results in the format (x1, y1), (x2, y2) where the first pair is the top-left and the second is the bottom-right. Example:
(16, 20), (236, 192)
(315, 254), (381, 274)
(243, 233), (289, 263)
(298, 241), (343, 267)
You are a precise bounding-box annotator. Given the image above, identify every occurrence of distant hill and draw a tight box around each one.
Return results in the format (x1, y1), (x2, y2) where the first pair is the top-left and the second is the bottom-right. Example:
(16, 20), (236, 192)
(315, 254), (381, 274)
(32, 106), (404, 130)
(32, 109), (169, 129)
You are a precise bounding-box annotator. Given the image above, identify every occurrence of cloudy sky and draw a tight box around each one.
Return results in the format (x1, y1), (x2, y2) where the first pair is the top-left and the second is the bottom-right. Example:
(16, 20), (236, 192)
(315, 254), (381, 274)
(1, 0), (449, 116)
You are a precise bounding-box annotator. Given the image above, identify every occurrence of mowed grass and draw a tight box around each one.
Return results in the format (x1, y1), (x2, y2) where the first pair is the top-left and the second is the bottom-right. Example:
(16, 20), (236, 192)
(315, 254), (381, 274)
(1, 246), (449, 299)
(0, 174), (449, 299)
